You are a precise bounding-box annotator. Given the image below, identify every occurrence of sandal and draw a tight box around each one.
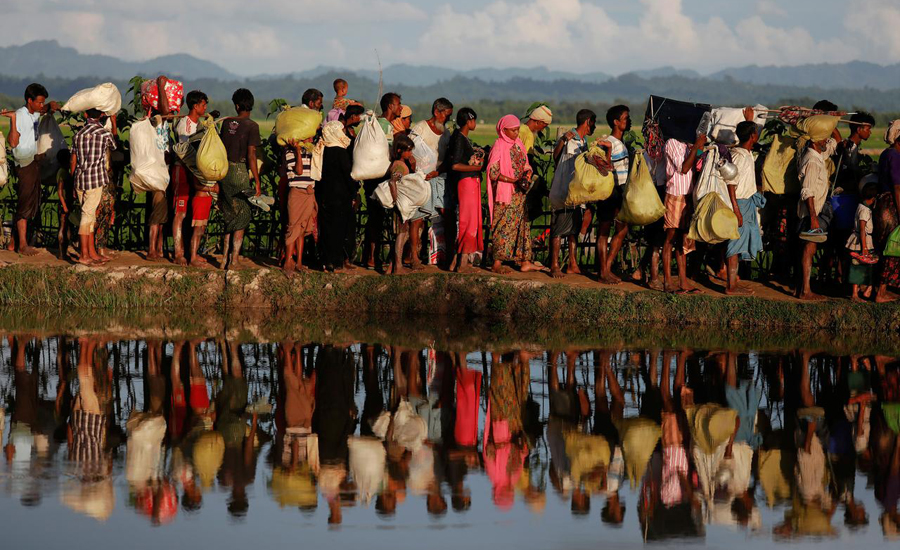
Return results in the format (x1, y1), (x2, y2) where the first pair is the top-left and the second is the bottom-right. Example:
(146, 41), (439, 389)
(799, 227), (827, 243)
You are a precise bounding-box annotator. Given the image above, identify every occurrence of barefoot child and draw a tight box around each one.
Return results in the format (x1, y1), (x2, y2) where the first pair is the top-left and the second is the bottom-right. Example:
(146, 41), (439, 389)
(281, 137), (317, 274)
(71, 108), (117, 265)
(172, 90), (208, 266)
(846, 181), (879, 301)
(387, 134), (416, 274)
(56, 149), (75, 259)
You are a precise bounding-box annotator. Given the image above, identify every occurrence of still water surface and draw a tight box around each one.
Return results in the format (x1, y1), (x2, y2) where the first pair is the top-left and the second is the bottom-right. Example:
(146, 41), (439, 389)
(0, 332), (897, 549)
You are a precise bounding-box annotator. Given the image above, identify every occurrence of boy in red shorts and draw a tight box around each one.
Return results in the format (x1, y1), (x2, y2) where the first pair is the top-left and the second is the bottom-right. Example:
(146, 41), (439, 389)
(172, 90), (207, 265)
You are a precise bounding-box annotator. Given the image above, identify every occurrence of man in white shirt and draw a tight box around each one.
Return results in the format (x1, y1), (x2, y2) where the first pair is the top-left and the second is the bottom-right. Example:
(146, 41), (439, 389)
(724, 120), (762, 295)
(796, 128), (840, 300)
(548, 109), (596, 278)
(1, 83), (59, 256)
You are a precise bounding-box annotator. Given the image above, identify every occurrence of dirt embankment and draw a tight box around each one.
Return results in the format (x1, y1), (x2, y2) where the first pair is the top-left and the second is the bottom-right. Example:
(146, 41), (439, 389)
(0, 250), (898, 353)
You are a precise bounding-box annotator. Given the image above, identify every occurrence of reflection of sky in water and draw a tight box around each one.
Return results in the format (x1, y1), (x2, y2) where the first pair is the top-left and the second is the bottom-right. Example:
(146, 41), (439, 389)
(0, 338), (895, 549)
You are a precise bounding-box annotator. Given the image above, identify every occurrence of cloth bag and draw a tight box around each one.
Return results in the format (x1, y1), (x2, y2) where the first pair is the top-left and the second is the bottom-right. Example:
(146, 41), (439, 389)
(351, 112), (390, 181)
(196, 116), (229, 181)
(688, 192), (740, 244)
(707, 105), (767, 145)
(884, 226), (900, 257)
(62, 83), (122, 115)
(761, 134), (800, 195)
(37, 114), (69, 182)
(796, 115), (840, 142)
(140, 79), (184, 114)
(618, 152), (666, 225)
(373, 171), (431, 222)
(275, 106), (322, 146)
(129, 118), (170, 193)
(566, 146), (614, 206)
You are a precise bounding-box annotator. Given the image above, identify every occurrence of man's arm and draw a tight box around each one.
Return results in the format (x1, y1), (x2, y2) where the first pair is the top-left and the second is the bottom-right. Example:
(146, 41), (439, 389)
(727, 183), (742, 227)
(156, 76), (170, 115)
(248, 145), (261, 195)
(553, 134), (575, 162)
(4, 110), (20, 148)
(680, 135), (706, 174)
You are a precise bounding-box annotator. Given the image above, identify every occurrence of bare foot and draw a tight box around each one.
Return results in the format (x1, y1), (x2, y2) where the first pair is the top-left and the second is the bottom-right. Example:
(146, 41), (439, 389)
(455, 264), (475, 274)
(797, 291), (826, 301)
(343, 260), (354, 271)
(725, 286), (754, 296)
(519, 261), (541, 273)
(147, 252), (161, 261)
(850, 293), (864, 303)
(550, 267), (564, 279)
(75, 257), (99, 266)
(6, 241), (14, 252)
(19, 246), (40, 257)
(283, 259), (295, 276)
(599, 272), (621, 285)
(175, 256), (188, 266)
(648, 278), (663, 291)
(630, 268), (643, 282)
(492, 261), (512, 275)
(190, 255), (209, 267)
(391, 264), (410, 275)
(564, 263), (582, 275)
(409, 261), (426, 271)
(875, 291), (900, 303)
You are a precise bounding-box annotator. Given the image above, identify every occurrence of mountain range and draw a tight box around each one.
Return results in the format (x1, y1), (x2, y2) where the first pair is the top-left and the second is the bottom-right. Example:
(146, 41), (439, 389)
(2, 40), (899, 91)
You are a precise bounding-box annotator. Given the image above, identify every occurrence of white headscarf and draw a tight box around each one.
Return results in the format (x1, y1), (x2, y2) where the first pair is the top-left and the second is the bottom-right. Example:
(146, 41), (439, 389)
(527, 104), (553, 125)
(322, 121), (350, 148)
(884, 120), (900, 146)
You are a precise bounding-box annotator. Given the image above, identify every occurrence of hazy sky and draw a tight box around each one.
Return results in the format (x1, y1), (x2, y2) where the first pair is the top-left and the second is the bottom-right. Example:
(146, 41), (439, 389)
(3, 0), (899, 75)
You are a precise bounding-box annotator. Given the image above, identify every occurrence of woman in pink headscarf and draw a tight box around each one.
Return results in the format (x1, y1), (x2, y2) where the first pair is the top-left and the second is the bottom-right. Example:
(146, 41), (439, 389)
(487, 115), (540, 274)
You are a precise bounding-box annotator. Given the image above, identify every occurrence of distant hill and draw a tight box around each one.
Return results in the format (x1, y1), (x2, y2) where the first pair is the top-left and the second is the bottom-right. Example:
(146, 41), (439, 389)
(0, 40), (237, 81)
(277, 64), (610, 86)
(710, 60), (900, 91)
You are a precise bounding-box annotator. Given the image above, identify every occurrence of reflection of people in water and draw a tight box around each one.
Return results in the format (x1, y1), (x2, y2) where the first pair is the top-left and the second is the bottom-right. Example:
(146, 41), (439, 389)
(594, 350), (626, 526)
(62, 337), (116, 521)
(483, 351), (529, 511)
(312, 343), (358, 524)
(639, 349), (702, 541)
(269, 342), (319, 512)
(873, 356), (900, 537)
(546, 350), (590, 514)
(774, 351), (837, 539)
(215, 340), (259, 519)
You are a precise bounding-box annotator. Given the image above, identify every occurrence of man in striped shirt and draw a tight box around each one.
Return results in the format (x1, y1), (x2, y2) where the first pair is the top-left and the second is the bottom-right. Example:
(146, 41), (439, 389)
(595, 105), (632, 284)
(662, 134), (705, 293)
(71, 109), (116, 265)
(281, 137), (316, 274)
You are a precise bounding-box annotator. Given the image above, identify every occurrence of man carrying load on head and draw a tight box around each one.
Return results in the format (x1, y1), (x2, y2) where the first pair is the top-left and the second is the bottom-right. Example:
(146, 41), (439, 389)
(519, 104), (552, 155)
(796, 122), (842, 300)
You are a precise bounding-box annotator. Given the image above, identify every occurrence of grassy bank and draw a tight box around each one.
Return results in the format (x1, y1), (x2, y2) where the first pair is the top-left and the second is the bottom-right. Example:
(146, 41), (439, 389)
(0, 264), (898, 353)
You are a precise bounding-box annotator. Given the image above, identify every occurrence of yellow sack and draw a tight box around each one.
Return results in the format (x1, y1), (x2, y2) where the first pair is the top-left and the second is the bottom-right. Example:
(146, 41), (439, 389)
(685, 404), (737, 455)
(688, 192), (740, 244)
(196, 116), (229, 182)
(275, 106), (322, 146)
(615, 417), (661, 489)
(617, 152), (665, 225)
(762, 134), (800, 195)
(565, 146), (614, 206)
(796, 115), (840, 142)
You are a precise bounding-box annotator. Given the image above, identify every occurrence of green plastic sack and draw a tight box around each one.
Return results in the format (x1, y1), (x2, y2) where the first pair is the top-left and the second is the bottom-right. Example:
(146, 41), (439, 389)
(884, 226), (900, 257)
(196, 116), (229, 182)
(275, 106), (322, 146)
(796, 115), (840, 142)
(761, 134), (800, 195)
(565, 146), (614, 206)
(688, 192), (740, 244)
(617, 152), (665, 225)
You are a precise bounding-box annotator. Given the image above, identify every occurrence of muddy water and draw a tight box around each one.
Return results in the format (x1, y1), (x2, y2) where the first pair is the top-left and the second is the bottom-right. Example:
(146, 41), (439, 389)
(0, 332), (897, 549)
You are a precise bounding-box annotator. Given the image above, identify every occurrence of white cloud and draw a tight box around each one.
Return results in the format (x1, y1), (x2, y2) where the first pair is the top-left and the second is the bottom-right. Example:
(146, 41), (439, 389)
(0, 0), (897, 75)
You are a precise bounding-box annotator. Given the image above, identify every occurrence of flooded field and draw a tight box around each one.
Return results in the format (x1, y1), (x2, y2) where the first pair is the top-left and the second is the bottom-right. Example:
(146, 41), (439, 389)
(0, 324), (898, 549)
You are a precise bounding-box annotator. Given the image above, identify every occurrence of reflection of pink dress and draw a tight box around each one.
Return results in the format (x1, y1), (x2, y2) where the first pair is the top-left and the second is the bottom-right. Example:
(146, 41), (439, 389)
(483, 440), (526, 511)
(454, 368), (482, 447)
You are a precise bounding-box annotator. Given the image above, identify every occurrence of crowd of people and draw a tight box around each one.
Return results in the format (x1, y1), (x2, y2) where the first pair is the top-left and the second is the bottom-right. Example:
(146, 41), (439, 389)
(2, 335), (900, 540)
(2, 78), (900, 302)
